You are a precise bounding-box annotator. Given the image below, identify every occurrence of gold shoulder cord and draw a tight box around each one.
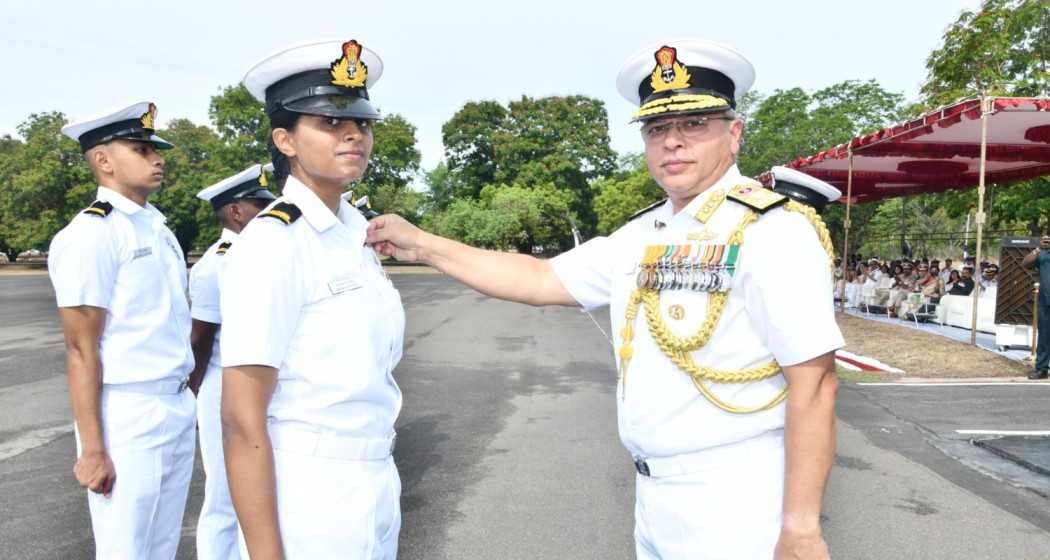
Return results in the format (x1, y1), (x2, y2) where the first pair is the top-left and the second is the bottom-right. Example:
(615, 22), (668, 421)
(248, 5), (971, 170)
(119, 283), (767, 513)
(618, 191), (836, 414)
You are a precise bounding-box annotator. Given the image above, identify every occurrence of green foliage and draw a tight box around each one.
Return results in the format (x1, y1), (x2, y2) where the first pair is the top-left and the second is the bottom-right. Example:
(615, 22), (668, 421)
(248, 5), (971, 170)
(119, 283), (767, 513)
(739, 80), (905, 177)
(592, 161), (664, 235)
(922, 0), (1049, 105)
(352, 114), (424, 222)
(738, 80), (906, 253)
(361, 114), (422, 190)
(437, 95), (616, 234)
(441, 100), (507, 199)
(0, 112), (93, 260)
(152, 118), (226, 253)
(422, 183), (572, 252)
(921, 0), (1050, 235)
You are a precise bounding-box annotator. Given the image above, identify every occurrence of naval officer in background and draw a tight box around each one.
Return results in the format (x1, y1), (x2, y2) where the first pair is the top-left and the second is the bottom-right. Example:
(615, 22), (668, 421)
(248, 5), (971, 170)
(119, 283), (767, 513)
(49, 101), (196, 559)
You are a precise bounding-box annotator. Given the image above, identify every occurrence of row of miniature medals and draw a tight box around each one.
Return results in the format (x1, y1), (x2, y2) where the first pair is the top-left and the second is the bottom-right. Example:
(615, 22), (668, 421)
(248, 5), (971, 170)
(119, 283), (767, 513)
(636, 242), (740, 292)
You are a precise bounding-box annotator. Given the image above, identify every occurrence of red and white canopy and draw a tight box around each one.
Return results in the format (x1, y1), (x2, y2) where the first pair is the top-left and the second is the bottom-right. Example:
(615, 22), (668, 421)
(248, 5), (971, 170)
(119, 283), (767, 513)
(760, 97), (1050, 203)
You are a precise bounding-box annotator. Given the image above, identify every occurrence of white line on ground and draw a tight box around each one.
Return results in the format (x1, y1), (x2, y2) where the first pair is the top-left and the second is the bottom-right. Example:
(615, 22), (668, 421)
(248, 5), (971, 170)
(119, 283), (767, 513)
(858, 382), (1050, 387)
(0, 424), (73, 462)
(956, 430), (1050, 436)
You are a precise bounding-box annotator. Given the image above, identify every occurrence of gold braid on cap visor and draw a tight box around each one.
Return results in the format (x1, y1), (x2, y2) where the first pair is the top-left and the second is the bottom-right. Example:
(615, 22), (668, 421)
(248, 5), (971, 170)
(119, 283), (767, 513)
(633, 93), (730, 120)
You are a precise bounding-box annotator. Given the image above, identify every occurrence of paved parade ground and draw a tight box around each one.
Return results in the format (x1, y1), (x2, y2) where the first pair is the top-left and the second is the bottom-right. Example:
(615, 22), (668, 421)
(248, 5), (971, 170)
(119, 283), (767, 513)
(2, 271), (1050, 559)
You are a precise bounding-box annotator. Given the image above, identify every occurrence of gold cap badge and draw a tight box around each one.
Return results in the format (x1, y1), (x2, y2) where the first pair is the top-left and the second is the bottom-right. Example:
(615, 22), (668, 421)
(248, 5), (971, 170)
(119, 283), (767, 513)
(140, 103), (157, 130)
(650, 46), (691, 93)
(330, 40), (368, 88)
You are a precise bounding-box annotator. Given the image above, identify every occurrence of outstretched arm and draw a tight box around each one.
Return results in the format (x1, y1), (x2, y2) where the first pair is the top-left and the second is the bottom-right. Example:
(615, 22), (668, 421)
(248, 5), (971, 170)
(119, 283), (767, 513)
(367, 214), (577, 307)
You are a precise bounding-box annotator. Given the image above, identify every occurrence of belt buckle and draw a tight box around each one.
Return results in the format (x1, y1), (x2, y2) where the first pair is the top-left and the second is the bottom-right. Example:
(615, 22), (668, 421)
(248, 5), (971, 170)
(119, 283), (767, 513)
(177, 378), (190, 393)
(634, 456), (651, 477)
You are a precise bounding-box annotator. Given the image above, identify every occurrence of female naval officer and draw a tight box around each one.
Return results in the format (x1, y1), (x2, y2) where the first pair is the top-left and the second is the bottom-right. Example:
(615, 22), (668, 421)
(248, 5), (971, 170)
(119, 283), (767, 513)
(219, 39), (405, 559)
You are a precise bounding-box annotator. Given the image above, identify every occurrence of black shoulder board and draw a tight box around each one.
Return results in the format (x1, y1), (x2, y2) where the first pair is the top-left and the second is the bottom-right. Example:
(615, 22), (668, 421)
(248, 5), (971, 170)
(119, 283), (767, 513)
(726, 185), (787, 214)
(628, 199), (667, 222)
(215, 241), (232, 255)
(258, 202), (302, 225)
(81, 200), (113, 218)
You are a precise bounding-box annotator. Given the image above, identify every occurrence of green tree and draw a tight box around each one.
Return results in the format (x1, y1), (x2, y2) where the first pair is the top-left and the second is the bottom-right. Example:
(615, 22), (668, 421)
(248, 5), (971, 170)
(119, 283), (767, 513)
(353, 113), (423, 220)
(441, 100), (507, 199)
(422, 183), (572, 253)
(0, 112), (93, 261)
(921, 0), (1050, 235)
(153, 118), (228, 253)
(592, 159), (664, 235)
(438, 95), (617, 234)
(739, 80), (906, 254)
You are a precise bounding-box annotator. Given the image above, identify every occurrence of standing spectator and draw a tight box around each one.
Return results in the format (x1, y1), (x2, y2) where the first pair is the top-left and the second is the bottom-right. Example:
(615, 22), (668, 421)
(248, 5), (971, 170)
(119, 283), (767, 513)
(1022, 234), (1049, 379)
(980, 264), (999, 294)
(940, 258), (954, 283)
(948, 266), (976, 296)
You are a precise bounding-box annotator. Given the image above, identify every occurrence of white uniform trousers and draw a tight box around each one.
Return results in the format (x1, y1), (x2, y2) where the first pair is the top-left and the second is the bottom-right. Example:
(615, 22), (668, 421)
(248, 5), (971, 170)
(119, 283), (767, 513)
(238, 447), (402, 559)
(75, 388), (197, 560)
(196, 369), (240, 560)
(634, 429), (785, 560)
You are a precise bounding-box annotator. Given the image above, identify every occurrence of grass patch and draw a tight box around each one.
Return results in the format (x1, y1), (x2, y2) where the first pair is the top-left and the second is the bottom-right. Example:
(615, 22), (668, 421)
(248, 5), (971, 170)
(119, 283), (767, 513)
(836, 366), (889, 383)
(836, 312), (1027, 378)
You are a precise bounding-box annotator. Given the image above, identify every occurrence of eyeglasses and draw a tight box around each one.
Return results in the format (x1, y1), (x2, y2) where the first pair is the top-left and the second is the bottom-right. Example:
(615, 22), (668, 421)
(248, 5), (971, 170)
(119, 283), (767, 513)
(641, 116), (734, 141)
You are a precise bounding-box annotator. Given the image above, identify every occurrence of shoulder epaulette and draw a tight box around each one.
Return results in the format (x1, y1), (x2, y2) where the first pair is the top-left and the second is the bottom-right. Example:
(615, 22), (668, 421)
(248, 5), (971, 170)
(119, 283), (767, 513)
(215, 241), (232, 255)
(258, 201), (302, 225)
(628, 199), (667, 222)
(726, 184), (787, 214)
(81, 200), (113, 218)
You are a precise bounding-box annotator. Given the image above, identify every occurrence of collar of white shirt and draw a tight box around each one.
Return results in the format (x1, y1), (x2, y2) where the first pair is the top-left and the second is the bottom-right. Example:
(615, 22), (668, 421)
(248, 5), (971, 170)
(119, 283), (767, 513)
(220, 228), (238, 242)
(654, 164), (746, 226)
(281, 176), (367, 233)
(96, 186), (165, 221)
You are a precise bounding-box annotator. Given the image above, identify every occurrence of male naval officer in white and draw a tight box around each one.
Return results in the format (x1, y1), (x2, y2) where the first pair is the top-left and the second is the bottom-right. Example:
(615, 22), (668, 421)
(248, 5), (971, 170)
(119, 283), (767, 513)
(188, 164), (275, 560)
(48, 101), (196, 559)
(366, 40), (844, 559)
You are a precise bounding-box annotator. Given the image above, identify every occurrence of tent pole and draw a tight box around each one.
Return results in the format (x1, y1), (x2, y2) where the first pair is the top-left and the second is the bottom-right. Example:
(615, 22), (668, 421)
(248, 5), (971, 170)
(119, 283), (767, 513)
(840, 149), (854, 310)
(970, 97), (991, 345)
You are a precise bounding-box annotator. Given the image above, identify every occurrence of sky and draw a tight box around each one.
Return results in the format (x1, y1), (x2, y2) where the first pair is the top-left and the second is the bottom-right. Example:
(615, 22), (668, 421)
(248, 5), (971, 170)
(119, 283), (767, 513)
(4, 0), (982, 175)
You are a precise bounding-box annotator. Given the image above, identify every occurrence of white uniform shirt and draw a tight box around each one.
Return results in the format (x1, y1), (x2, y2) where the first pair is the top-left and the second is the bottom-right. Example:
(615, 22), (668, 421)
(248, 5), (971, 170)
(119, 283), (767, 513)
(48, 186), (193, 384)
(189, 228), (237, 375)
(551, 166), (844, 458)
(221, 177), (405, 437)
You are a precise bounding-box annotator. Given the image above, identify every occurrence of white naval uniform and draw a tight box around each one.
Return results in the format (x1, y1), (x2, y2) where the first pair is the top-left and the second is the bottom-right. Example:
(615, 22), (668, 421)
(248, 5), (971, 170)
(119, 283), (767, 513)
(188, 228), (240, 560)
(48, 186), (196, 560)
(551, 166), (844, 560)
(221, 176), (405, 559)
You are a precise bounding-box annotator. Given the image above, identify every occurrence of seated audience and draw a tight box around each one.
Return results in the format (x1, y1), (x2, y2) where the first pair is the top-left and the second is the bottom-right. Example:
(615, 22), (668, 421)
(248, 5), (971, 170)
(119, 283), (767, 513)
(948, 266), (976, 296)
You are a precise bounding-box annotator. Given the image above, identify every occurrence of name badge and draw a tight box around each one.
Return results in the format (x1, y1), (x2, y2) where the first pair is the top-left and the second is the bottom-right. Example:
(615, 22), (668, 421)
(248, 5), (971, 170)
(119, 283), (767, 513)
(328, 274), (362, 295)
(132, 247), (153, 260)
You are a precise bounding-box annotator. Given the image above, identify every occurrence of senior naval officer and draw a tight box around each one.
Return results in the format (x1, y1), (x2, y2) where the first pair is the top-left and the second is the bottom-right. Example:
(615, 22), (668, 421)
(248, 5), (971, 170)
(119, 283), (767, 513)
(48, 101), (196, 559)
(365, 39), (845, 559)
(188, 163), (275, 560)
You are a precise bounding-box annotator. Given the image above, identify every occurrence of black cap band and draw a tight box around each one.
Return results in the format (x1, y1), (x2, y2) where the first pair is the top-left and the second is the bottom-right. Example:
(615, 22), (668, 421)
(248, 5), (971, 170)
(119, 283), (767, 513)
(210, 182), (276, 210)
(773, 182), (829, 212)
(265, 69), (369, 115)
(77, 119), (154, 152)
(638, 67), (736, 109)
